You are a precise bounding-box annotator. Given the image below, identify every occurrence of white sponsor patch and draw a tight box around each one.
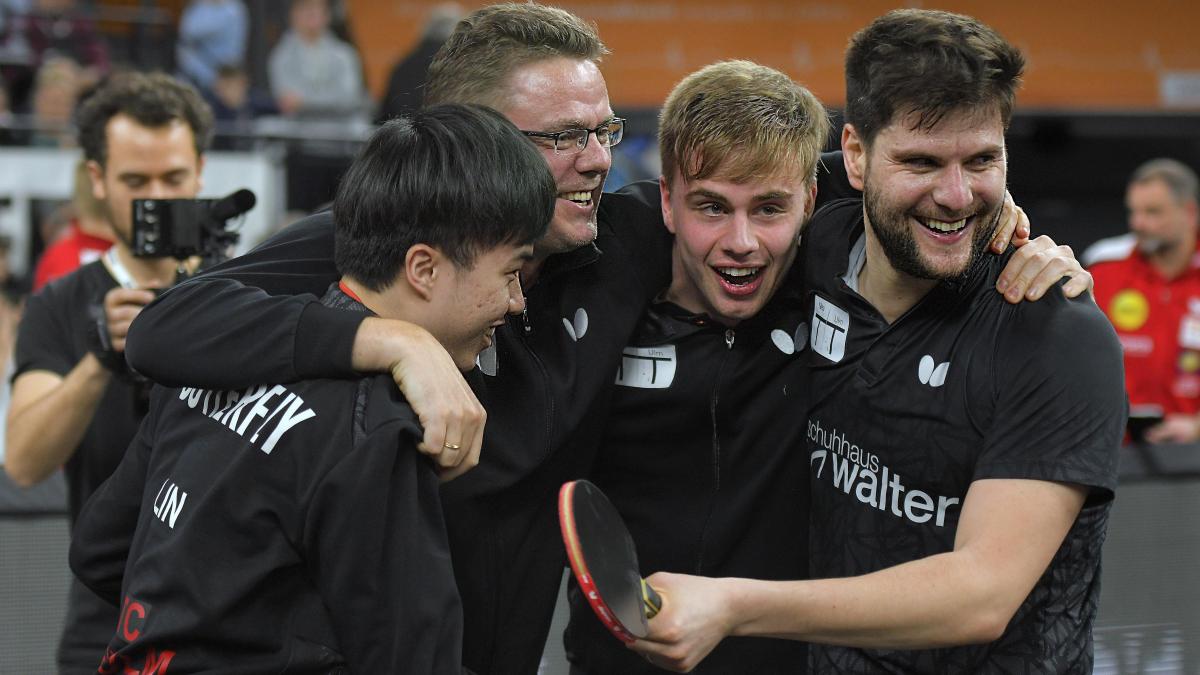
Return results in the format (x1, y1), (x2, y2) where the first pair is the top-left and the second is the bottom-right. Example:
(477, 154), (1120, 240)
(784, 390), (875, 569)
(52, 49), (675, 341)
(1180, 314), (1200, 350)
(615, 345), (677, 388)
(811, 296), (849, 363)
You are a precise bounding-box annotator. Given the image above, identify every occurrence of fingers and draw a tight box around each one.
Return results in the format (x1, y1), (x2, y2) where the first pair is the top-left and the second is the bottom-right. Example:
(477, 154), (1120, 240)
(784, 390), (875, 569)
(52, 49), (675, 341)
(989, 192), (1030, 253)
(103, 288), (156, 352)
(995, 237), (1084, 303)
(392, 350), (486, 477)
(989, 192), (1017, 253)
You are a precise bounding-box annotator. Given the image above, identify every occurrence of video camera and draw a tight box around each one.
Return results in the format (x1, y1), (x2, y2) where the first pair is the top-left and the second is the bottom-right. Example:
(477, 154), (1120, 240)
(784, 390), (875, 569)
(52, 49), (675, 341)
(131, 189), (256, 261)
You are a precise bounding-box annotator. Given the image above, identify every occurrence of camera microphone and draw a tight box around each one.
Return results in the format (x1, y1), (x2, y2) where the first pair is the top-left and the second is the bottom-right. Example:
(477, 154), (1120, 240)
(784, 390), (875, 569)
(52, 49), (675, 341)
(209, 189), (257, 222)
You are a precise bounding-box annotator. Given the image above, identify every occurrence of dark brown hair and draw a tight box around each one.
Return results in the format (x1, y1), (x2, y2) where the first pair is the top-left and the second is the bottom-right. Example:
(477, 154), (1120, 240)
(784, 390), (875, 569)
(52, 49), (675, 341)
(844, 9), (1024, 146)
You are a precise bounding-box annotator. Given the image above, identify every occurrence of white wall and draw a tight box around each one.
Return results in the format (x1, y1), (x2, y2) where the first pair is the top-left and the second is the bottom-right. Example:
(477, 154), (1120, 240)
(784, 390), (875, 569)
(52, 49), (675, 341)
(0, 148), (286, 275)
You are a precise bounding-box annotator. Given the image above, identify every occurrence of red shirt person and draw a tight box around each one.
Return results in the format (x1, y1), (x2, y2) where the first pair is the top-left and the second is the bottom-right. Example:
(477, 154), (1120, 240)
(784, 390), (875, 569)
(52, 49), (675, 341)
(1087, 158), (1200, 442)
(33, 161), (114, 291)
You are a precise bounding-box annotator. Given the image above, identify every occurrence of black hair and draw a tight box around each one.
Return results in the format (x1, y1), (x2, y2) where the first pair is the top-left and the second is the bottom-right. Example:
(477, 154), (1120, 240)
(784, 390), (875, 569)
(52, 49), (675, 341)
(76, 71), (214, 166)
(334, 103), (555, 290)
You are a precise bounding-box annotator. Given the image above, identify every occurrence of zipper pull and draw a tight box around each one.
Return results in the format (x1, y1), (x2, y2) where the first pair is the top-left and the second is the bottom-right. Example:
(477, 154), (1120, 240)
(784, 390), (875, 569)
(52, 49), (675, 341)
(725, 329), (735, 350)
(522, 306), (532, 335)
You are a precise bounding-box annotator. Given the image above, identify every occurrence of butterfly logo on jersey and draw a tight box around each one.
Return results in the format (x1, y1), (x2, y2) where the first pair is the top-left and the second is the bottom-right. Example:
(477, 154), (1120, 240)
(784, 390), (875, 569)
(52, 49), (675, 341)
(563, 308), (589, 341)
(771, 322), (809, 355)
(918, 355), (950, 387)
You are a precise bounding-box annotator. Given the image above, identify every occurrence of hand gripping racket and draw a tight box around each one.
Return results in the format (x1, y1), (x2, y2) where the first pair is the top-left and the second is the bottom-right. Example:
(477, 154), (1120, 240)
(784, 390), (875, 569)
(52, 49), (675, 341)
(558, 479), (662, 643)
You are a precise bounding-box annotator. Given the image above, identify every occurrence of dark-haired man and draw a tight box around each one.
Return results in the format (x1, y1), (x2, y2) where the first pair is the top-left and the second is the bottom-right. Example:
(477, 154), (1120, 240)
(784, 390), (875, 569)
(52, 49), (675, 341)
(631, 10), (1124, 674)
(4, 71), (211, 673)
(70, 104), (553, 673)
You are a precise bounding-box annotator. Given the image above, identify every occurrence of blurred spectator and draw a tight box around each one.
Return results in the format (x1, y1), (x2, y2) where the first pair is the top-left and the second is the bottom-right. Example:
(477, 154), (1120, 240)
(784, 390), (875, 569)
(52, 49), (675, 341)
(0, 234), (26, 467)
(268, 0), (365, 120)
(1086, 158), (1200, 443)
(33, 160), (113, 291)
(0, 73), (15, 144)
(0, 0), (107, 111)
(175, 0), (248, 94)
(208, 63), (276, 141)
(375, 2), (460, 124)
(27, 54), (78, 146)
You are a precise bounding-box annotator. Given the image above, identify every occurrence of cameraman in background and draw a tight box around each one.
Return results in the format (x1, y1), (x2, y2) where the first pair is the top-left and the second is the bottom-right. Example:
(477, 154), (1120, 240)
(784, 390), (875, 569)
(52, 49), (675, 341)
(3, 71), (212, 674)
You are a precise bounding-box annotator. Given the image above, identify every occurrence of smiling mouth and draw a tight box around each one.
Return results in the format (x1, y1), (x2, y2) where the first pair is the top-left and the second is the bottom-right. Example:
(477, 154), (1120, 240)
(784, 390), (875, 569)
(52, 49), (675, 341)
(715, 266), (761, 286)
(918, 216), (969, 235)
(560, 190), (594, 207)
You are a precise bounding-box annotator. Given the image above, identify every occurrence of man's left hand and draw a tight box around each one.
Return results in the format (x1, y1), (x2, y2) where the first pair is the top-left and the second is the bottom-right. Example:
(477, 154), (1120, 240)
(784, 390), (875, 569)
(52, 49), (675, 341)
(995, 236), (1092, 303)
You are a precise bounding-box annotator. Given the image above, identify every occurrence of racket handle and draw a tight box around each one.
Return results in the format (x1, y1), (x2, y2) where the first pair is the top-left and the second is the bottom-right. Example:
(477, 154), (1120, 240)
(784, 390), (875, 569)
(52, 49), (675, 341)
(641, 578), (662, 619)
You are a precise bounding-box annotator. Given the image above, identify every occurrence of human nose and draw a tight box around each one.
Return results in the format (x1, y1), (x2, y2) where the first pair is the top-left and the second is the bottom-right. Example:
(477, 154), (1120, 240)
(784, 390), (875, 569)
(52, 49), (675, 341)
(145, 180), (170, 200)
(933, 165), (973, 213)
(506, 275), (526, 315)
(724, 213), (759, 255)
(575, 129), (611, 174)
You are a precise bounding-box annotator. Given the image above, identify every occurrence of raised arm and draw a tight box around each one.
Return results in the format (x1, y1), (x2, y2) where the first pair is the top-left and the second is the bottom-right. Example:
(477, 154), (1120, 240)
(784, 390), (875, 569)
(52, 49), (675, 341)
(125, 213), (356, 387)
(4, 288), (115, 487)
(125, 212), (484, 467)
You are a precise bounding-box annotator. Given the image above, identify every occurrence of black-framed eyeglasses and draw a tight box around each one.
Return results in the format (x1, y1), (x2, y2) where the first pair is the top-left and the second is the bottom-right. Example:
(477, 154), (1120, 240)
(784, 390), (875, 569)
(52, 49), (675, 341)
(520, 118), (625, 155)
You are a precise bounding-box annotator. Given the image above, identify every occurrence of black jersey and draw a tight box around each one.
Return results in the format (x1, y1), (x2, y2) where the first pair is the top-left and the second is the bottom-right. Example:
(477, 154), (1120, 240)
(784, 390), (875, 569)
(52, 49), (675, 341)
(122, 156), (853, 673)
(13, 259), (148, 672)
(70, 287), (463, 673)
(801, 200), (1125, 673)
(566, 280), (811, 674)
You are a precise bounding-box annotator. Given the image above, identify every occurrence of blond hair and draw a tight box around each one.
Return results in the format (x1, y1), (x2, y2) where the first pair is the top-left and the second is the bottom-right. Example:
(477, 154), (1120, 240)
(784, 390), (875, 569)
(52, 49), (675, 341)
(658, 60), (829, 187)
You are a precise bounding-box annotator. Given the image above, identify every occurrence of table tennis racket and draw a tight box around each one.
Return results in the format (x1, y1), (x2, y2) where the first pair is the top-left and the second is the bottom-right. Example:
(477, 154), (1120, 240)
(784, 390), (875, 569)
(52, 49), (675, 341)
(558, 479), (662, 643)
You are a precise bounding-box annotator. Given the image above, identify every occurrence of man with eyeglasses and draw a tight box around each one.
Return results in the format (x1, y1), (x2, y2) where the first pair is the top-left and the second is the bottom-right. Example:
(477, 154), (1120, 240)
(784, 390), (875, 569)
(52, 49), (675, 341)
(126, 6), (672, 672)
(123, 4), (1087, 673)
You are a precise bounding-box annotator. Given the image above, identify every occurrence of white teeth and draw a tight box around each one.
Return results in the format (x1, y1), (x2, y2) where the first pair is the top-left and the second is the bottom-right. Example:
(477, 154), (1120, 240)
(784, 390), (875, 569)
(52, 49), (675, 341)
(717, 267), (758, 277)
(921, 217), (967, 233)
(560, 191), (592, 203)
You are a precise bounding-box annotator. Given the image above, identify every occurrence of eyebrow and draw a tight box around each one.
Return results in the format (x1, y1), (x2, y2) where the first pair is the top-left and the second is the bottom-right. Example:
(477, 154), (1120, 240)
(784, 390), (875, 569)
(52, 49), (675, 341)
(685, 188), (794, 202)
(541, 114), (616, 130)
(117, 168), (190, 180)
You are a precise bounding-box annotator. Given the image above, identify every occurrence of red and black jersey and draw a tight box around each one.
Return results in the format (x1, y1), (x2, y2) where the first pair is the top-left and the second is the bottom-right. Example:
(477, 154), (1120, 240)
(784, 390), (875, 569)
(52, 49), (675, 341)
(801, 199), (1125, 673)
(1088, 235), (1200, 415)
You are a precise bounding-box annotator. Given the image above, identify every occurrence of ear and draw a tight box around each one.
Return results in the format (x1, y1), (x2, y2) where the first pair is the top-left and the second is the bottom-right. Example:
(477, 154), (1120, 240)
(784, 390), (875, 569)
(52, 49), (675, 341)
(659, 174), (676, 234)
(404, 243), (441, 301)
(841, 124), (867, 192)
(194, 154), (206, 194)
(86, 159), (107, 202)
(805, 181), (818, 220)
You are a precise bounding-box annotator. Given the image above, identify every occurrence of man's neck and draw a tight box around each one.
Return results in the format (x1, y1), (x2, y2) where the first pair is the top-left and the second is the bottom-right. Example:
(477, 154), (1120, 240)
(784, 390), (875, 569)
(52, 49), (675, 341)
(111, 244), (183, 289)
(858, 228), (938, 324)
(1147, 238), (1196, 280)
